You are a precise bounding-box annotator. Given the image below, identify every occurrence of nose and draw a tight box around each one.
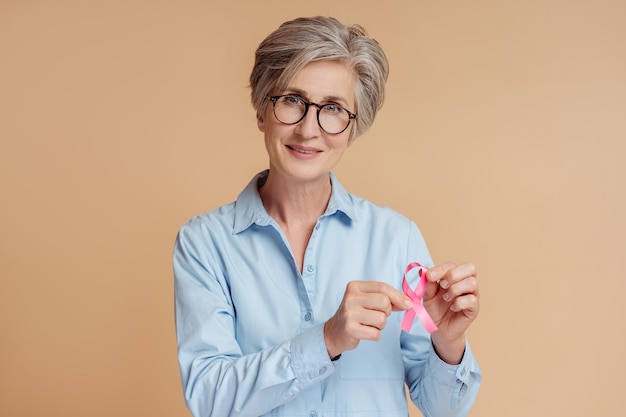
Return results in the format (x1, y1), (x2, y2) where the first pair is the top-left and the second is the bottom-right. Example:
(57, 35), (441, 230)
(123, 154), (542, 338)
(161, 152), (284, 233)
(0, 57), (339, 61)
(294, 105), (321, 139)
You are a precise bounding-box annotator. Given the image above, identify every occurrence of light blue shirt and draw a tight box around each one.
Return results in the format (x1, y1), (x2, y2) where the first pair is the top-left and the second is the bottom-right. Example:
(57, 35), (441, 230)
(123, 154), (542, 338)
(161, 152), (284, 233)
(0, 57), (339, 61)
(174, 171), (481, 417)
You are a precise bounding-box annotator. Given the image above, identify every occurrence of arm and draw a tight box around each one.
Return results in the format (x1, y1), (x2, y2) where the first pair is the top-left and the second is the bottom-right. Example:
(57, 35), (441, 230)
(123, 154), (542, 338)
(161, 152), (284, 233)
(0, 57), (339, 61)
(402, 223), (482, 416)
(402, 332), (482, 417)
(174, 226), (336, 417)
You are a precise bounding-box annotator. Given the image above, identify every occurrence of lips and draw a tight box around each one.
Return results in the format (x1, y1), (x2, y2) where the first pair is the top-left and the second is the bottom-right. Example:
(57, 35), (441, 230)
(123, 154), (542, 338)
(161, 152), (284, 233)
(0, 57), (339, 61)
(286, 145), (320, 154)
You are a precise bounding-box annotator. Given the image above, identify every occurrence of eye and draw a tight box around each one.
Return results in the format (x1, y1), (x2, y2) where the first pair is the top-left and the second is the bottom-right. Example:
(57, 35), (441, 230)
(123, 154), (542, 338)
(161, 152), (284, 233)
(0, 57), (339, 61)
(281, 95), (304, 106)
(322, 103), (344, 114)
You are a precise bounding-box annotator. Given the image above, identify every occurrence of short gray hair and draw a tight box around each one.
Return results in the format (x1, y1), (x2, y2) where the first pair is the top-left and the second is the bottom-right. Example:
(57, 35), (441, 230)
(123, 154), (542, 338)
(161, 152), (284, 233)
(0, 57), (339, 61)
(249, 16), (389, 141)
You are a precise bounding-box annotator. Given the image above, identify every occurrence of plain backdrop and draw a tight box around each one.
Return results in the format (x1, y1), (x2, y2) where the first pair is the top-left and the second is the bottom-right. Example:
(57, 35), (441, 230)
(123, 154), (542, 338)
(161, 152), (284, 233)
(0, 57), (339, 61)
(1, 1), (625, 416)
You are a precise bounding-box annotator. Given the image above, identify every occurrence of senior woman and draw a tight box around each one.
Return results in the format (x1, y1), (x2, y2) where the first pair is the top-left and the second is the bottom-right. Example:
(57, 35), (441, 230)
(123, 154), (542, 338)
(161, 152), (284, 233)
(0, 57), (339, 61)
(174, 16), (481, 417)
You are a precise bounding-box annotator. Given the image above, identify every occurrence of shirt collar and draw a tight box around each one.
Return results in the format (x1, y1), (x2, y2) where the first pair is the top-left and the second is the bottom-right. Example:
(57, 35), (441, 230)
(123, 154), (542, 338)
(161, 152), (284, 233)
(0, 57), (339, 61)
(232, 170), (356, 234)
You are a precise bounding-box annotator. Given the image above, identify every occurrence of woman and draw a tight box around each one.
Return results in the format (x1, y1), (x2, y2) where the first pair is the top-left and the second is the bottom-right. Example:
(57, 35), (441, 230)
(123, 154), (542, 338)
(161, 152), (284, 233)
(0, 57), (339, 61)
(174, 16), (481, 417)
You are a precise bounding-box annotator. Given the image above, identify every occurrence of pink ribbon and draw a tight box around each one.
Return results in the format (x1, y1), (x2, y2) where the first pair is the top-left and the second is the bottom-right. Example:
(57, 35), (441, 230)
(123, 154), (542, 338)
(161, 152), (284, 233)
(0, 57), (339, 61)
(401, 262), (438, 333)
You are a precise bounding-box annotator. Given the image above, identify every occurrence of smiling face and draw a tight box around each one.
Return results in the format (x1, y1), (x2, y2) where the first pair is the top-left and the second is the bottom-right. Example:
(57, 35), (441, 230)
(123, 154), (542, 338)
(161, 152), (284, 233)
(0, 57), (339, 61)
(257, 60), (356, 187)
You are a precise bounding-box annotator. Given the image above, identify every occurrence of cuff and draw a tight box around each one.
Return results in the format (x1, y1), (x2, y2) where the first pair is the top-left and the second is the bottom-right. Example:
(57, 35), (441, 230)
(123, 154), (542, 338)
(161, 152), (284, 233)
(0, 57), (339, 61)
(289, 324), (337, 389)
(429, 340), (481, 386)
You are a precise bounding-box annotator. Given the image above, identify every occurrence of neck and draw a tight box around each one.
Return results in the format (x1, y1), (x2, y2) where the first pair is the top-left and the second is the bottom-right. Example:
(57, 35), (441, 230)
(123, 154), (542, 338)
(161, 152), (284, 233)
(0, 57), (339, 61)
(259, 171), (332, 226)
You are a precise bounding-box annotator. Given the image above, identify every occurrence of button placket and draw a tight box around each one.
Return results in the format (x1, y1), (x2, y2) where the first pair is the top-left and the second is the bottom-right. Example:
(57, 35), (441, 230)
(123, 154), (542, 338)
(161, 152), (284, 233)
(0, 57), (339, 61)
(301, 219), (321, 306)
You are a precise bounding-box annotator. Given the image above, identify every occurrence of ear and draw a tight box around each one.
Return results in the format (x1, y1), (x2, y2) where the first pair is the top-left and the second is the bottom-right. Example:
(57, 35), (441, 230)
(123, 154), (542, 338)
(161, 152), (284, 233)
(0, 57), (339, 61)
(256, 111), (265, 132)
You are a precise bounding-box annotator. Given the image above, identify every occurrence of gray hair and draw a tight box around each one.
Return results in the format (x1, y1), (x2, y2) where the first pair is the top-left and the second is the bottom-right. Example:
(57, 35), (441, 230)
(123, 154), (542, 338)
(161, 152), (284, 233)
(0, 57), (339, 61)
(249, 16), (389, 141)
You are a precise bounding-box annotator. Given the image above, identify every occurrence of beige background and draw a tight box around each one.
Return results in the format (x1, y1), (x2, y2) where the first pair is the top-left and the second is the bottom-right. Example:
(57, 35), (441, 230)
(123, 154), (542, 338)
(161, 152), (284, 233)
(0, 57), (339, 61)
(1, 1), (625, 416)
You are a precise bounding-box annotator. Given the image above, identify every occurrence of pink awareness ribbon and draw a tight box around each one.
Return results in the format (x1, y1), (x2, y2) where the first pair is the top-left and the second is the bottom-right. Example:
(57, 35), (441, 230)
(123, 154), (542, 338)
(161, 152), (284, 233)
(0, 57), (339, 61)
(401, 262), (438, 333)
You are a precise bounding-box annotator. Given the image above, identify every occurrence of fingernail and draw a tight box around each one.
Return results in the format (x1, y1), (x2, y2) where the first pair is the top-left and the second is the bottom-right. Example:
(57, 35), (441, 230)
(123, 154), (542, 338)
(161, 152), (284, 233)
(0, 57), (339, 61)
(428, 269), (438, 280)
(404, 299), (413, 308)
(450, 304), (458, 312)
(442, 293), (450, 302)
(440, 279), (449, 289)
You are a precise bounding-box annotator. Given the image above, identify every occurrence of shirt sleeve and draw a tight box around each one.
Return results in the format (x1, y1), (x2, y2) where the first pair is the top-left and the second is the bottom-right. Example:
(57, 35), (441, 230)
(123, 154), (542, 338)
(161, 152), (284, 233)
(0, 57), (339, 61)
(403, 336), (482, 417)
(401, 221), (482, 416)
(173, 225), (336, 417)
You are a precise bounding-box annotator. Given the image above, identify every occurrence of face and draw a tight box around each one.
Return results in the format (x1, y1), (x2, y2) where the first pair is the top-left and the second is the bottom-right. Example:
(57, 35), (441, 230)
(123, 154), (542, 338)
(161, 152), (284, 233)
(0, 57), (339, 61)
(257, 60), (356, 186)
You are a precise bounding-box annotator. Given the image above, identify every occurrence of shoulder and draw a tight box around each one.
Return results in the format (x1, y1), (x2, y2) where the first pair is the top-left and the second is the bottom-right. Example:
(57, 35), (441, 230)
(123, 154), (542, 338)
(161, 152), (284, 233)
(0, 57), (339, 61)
(177, 201), (237, 242)
(177, 171), (266, 238)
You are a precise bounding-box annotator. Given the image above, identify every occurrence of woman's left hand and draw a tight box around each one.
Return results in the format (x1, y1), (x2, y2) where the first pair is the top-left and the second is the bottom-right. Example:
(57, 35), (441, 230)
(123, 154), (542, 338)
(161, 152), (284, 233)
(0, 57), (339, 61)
(423, 262), (479, 364)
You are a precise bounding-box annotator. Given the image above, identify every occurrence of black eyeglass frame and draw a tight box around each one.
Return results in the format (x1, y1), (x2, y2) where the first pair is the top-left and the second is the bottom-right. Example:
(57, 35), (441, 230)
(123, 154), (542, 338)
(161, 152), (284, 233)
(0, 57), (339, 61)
(269, 95), (357, 135)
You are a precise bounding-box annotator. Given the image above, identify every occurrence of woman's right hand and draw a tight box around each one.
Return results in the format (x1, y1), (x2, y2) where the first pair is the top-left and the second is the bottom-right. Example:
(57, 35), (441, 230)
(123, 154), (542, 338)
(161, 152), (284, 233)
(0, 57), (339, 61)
(323, 281), (413, 359)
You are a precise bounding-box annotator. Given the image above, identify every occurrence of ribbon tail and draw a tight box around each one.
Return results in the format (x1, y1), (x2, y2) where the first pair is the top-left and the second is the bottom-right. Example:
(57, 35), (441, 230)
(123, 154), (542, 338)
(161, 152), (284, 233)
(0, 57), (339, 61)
(415, 304), (438, 334)
(401, 309), (416, 332)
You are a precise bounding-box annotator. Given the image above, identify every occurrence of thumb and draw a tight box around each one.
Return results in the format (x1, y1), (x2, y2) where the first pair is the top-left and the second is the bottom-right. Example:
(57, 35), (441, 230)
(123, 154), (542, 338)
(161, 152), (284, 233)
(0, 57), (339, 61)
(423, 267), (440, 300)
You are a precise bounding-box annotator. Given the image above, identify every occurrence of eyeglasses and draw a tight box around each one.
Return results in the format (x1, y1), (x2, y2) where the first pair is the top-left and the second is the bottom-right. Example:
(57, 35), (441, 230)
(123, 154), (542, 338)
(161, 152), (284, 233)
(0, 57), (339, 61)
(269, 94), (357, 135)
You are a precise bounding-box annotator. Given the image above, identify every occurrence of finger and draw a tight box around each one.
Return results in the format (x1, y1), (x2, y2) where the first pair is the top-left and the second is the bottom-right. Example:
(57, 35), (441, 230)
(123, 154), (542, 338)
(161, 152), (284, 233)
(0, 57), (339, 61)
(342, 309), (387, 339)
(441, 275), (479, 304)
(424, 261), (456, 299)
(354, 292), (394, 316)
(360, 310), (389, 331)
(425, 261), (457, 284)
(379, 283), (413, 312)
(448, 294), (480, 317)
(353, 322), (384, 342)
(356, 281), (412, 312)
(438, 262), (476, 290)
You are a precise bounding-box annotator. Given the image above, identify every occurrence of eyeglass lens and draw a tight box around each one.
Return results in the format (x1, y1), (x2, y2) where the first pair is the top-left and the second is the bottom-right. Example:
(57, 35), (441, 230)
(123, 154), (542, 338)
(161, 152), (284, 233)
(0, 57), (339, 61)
(272, 95), (352, 134)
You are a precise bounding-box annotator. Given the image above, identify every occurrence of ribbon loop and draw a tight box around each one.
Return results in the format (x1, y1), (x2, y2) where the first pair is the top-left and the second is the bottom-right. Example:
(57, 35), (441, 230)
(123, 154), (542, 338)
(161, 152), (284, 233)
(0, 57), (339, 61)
(401, 262), (438, 334)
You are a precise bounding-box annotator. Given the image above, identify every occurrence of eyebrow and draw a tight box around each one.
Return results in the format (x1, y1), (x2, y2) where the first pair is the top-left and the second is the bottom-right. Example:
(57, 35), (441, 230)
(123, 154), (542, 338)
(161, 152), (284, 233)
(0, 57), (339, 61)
(283, 88), (350, 107)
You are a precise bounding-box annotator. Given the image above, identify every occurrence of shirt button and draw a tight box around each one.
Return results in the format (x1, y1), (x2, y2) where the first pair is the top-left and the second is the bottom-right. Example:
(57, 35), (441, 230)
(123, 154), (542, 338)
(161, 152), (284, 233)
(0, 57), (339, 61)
(306, 265), (314, 273)
(315, 223), (321, 230)
(310, 412), (318, 417)
(319, 366), (327, 375)
(304, 312), (312, 321)
(460, 368), (467, 376)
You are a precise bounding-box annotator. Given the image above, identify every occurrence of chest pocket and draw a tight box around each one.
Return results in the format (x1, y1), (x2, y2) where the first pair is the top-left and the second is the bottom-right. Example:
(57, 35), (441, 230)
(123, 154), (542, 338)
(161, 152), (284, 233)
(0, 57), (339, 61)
(338, 319), (404, 380)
